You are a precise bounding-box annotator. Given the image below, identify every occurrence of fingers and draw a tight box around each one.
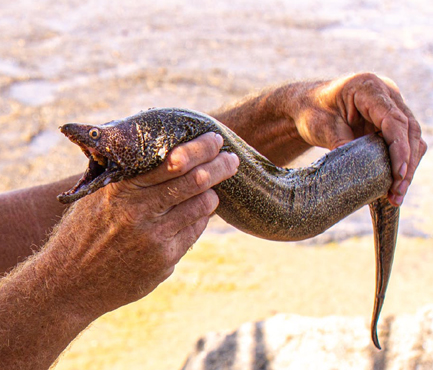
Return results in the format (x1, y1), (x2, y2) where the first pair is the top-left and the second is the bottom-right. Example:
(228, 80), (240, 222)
(164, 190), (220, 265)
(349, 74), (426, 205)
(387, 95), (427, 204)
(128, 132), (224, 187)
(146, 151), (238, 265)
(168, 216), (211, 264)
(144, 151), (239, 216)
(156, 154), (238, 265)
(142, 200), (215, 276)
(116, 148), (238, 239)
(165, 189), (219, 236)
(64, 133), (238, 311)
(378, 106), (410, 181)
(352, 76), (409, 175)
(143, 191), (220, 270)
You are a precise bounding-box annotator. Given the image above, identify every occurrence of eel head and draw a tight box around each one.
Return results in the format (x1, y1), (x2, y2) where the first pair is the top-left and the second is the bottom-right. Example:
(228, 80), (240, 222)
(57, 119), (143, 203)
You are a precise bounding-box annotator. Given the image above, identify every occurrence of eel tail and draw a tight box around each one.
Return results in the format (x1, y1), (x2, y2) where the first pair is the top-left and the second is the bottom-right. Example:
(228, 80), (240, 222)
(368, 196), (400, 350)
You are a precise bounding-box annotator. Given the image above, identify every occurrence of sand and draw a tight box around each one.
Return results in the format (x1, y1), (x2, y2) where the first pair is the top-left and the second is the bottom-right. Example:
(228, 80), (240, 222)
(1, 1), (433, 369)
(48, 233), (433, 370)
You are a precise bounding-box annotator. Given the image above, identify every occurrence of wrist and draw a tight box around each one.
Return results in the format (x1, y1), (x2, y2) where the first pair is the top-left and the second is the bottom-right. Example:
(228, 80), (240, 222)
(214, 83), (319, 165)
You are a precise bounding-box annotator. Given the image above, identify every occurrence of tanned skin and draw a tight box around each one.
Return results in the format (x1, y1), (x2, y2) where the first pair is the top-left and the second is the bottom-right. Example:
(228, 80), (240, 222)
(214, 74), (426, 206)
(0, 133), (240, 369)
(0, 176), (80, 273)
(0, 74), (426, 369)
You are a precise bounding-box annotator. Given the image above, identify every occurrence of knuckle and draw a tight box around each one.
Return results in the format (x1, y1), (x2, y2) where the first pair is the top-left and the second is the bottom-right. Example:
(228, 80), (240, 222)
(189, 167), (212, 191)
(196, 191), (219, 215)
(142, 194), (169, 217)
(134, 191), (174, 219)
(359, 72), (379, 82)
(166, 148), (188, 174)
(352, 73), (400, 96)
(381, 76), (400, 93)
(192, 217), (209, 239)
(106, 197), (148, 231)
(357, 73), (399, 96)
(219, 152), (238, 175)
(119, 206), (142, 229)
(152, 199), (170, 216)
(203, 132), (222, 157)
(383, 108), (409, 130)
(393, 109), (409, 127)
(157, 266), (175, 282)
(356, 72), (381, 88)
(183, 218), (209, 246)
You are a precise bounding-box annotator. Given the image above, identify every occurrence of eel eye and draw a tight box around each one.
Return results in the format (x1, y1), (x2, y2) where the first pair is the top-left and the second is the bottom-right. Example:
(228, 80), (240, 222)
(89, 128), (101, 140)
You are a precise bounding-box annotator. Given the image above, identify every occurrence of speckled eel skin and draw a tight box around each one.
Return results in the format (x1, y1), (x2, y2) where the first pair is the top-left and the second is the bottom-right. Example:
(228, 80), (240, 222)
(58, 108), (400, 350)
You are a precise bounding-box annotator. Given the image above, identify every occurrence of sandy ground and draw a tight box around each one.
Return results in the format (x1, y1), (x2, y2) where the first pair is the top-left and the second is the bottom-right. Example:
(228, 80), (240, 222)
(52, 234), (433, 370)
(1, 1), (433, 369)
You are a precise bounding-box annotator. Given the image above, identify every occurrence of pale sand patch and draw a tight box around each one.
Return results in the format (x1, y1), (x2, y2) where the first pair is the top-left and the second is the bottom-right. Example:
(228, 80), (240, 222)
(54, 231), (433, 370)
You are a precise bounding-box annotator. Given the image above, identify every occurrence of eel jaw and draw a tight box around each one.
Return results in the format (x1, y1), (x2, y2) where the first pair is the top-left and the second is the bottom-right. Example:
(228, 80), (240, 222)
(57, 144), (121, 204)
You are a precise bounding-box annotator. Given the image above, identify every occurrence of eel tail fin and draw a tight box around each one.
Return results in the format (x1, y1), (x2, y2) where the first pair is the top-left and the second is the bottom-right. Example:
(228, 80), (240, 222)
(368, 196), (400, 350)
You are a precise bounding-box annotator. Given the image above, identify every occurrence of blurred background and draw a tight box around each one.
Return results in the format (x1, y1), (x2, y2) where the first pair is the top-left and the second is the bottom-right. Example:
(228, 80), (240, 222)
(1, 0), (433, 369)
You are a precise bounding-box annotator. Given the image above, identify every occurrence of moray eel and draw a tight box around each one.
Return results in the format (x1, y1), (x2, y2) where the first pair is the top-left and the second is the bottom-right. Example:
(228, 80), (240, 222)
(58, 108), (399, 349)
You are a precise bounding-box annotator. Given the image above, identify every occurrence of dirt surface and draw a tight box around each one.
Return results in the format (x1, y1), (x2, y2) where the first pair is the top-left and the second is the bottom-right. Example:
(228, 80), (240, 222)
(55, 235), (433, 370)
(1, 1), (433, 369)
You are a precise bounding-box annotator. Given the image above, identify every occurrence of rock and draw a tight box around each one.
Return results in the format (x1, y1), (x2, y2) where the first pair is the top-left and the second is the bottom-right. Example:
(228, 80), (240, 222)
(182, 306), (433, 370)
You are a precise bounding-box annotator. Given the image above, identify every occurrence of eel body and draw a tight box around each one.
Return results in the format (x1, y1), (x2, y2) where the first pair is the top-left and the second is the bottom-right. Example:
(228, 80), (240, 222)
(58, 108), (400, 349)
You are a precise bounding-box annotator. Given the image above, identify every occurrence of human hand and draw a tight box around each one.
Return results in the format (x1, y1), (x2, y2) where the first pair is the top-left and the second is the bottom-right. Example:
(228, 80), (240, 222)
(288, 73), (427, 206)
(47, 132), (239, 317)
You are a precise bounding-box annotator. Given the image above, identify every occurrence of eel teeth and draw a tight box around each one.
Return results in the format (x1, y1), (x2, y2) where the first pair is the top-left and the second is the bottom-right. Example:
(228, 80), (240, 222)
(91, 152), (107, 167)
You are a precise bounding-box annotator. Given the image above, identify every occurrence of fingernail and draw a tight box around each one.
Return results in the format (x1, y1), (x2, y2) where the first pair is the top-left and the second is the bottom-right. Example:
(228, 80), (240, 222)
(393, 195), (404, 206)
(396, 179), (409, 196)
(391, 180), (401, 196)
(229, 152), (240, 167)
(215, 133), (224, 146)
(398, 162), (408, 180)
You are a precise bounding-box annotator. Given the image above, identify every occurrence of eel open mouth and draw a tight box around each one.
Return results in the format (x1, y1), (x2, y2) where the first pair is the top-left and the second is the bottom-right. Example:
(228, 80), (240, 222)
(80, 145), (119, 186)
(57, 129), (120, 204)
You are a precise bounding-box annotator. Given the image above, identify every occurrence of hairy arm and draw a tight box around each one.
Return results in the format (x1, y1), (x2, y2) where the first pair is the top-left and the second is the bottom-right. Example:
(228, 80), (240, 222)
(0, 74), (426, 274)
(0, 175), (80, 274)
(214, 73), (427, 206)
(0, 73), (426, 369)
(213, 81), (318, 165)
(0, 133), (239, 370)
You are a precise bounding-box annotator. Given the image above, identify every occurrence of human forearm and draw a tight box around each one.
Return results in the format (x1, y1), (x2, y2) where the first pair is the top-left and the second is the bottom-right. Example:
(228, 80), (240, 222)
(0, 192), (134, 369)
(0, 133), (238, 370)
(213, 81), (323, 166)
(0, 236), (96, 370)
(214, 74), (426, 206)
(0, 175), (80, 273)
